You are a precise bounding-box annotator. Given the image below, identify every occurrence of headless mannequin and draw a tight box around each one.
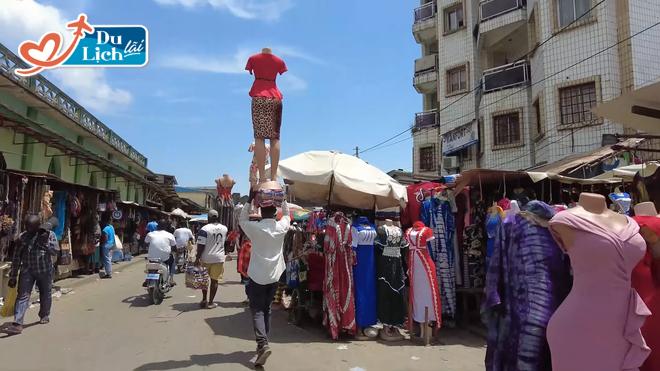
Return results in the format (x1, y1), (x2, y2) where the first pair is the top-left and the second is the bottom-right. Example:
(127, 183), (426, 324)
(385, 219), (393, 227)
(552, 192), (629, 249)
(253, 47), (280, 185)
(381, 218), (404, 340)
(635, 202), (659, 217)
(634, 202), (660, 257)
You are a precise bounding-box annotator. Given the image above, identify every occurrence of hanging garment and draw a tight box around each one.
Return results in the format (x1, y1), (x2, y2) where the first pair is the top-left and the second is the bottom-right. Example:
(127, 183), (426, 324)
(423, 197), (457, 320)
(483, 201), (572, 371)
(405, 222), (442, 325)
(323, 216), (356, 339)
(351, 217), (378, 328)
(401, 182), (439, 228)
(547, 212), (651, 371)
(375, 224), (408, 326)
(632, 216), (660, 371)
(485, 210), (503, 264)
(245, 52), (287, 99)
(52, 191), (67, 240)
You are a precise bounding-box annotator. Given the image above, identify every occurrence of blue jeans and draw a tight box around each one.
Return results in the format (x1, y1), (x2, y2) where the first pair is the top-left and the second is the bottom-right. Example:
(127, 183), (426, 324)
(101, 245), (113, 277)
(15, 269), (53, 325)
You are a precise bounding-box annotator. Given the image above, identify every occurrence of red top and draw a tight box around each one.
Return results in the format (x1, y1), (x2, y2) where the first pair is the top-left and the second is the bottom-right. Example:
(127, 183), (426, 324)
(401, 182), (440, 227)
(245, 53), (287, 99)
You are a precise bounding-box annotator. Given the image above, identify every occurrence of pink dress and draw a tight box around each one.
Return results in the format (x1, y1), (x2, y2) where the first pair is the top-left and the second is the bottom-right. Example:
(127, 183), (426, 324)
(547, 212), (651, 371)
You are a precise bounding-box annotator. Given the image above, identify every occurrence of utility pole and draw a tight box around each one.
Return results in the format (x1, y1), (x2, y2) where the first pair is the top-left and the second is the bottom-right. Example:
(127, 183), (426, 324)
(354, 146), (359, 158)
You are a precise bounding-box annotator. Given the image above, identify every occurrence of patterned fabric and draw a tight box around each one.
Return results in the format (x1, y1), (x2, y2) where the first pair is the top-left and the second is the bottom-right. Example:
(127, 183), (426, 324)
(462, 200), (487, 289)
(323, 216), (356, 339)
(375, 225), (408, 326)
(424, 197), (457, 319)
(255, 188), (285, 208)
(10, 230), (59, 280)
(237, 239), (252, 277)
(483, 201), (572, 371)
(251, 97), (283, 139)
(405, 223), (442, 326)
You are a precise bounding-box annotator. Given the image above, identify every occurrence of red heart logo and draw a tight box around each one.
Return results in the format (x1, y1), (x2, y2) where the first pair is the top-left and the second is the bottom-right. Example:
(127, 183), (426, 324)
(19, 32), (63, 67)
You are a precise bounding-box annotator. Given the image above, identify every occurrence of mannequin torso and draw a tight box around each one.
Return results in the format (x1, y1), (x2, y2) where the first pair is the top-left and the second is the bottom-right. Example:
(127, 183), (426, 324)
(553, 193), (629, 249)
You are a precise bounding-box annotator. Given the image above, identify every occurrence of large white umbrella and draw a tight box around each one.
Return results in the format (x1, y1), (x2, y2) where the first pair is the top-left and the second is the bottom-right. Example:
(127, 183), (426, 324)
(276, 151), (407, 209)
(592, 81), (660, 133)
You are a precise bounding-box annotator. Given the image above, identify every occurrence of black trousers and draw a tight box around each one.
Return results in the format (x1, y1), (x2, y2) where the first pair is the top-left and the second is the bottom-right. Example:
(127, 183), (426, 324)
(247, 279), (277, 350)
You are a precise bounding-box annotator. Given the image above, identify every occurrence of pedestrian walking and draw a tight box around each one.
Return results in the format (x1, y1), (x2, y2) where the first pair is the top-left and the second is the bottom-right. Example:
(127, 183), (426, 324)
(195, 210), (228, 309)
(100, 213), (115, 279)
(5, 215), (60, 335)
(239, 196), (290, 367)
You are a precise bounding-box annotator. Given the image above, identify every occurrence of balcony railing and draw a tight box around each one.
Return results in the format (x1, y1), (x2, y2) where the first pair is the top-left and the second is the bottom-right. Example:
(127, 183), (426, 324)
(415, 54), (438, 75)
(414, 110), (438, 130)
(482, 60), (530, 93)
(414, 1), (437, 23)
(480, 0), (525, 22)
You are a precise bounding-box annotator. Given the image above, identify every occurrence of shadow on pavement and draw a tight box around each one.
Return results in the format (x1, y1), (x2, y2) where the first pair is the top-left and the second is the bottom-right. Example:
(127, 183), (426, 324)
(0, 321), (39, 338)
(170, 302), (203, 313)
(122, 295), (152, 308)
(133, 351), (253, 370)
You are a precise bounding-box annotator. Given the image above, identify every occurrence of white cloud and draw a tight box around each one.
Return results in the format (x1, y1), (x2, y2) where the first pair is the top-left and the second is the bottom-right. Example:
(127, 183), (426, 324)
(153, 0), (293, 21)
(0, 0), (132, 113)
(278, 73), (307, 91)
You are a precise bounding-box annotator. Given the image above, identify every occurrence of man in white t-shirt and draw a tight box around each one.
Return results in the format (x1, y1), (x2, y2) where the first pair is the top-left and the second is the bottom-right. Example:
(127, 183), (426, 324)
(195, 210), (228, 309)
(239, 197), (290, 367)
(173, 225), (194, 256)
(145, 220), (177, 285)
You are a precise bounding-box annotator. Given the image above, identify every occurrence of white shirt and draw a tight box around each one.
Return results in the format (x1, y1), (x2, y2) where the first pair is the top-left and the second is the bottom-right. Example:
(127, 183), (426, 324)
(240, 201), (290, 285)
(197, 223), (228, 264)
(173, 227), (194, 248)
(145, 230), (176, 262)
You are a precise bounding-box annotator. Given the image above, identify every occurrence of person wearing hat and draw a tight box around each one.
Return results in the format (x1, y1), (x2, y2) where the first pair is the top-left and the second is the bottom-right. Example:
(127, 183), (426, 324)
(5, 215), (60, 335)
(195, 209), (228, 309)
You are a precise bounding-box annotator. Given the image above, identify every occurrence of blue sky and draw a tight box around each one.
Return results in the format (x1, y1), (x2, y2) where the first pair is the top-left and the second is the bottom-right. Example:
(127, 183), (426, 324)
(0, 0), (420, 194)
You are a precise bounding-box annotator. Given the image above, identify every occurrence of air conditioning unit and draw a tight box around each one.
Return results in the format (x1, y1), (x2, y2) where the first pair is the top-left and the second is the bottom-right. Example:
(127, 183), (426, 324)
(443, 156), (459, 170)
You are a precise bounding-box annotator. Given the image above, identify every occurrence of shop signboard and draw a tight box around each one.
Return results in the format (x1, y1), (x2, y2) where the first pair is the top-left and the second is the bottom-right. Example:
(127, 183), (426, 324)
(442, 120), (479, 155)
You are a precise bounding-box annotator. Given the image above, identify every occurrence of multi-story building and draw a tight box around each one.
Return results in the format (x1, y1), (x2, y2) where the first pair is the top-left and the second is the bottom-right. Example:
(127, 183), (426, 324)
(411, 0), (660, 177)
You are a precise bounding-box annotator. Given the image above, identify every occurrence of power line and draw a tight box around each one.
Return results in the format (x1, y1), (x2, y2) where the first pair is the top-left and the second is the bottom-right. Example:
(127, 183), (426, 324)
(359, 0), (607, 155)
(361, 16), (660, 157)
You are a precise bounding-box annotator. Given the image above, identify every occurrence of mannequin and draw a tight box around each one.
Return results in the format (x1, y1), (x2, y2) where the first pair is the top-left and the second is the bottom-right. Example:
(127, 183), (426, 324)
(375, 218), (407, 341)
(635, 202), (659, 217)
(245, 47), (287, 186)
(632, 202), (660, 371)
(352, 216), (378, 339)
(551, 192), (629, 248)
(547, 192), (651, 370)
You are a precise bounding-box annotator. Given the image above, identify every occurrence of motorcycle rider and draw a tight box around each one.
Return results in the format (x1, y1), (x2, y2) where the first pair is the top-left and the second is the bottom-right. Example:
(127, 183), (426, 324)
(144, 219), (177, 286)
(173, 223), (194, 268)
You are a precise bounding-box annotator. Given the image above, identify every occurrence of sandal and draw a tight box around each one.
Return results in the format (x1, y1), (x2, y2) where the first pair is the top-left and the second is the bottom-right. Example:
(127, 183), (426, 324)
(206, 302), (218, 309)
(39, 317), (50, 325)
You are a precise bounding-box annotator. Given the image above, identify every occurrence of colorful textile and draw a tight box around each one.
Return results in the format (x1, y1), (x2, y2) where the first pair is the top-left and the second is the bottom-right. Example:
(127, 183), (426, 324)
(632, 216), (660, 371)
(237, 240), (252, 277)
(483, 201), (571, 371)
(53, 191), (67, 240)
(322, 216), (356, 339)
(401, 182), (439, 228)
(185, 266), (209, 290)
(351, 218), (378, 328)
(405, 223), (442, 326)
(423, 197), (457, 319)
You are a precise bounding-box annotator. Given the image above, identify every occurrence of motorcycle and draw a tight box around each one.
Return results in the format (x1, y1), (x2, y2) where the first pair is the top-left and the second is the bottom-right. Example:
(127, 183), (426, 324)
(144, 258), (173, 305)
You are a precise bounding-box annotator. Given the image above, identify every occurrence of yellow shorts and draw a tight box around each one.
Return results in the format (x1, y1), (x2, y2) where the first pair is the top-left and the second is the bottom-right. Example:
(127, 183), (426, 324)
(203, 262), (225, 281)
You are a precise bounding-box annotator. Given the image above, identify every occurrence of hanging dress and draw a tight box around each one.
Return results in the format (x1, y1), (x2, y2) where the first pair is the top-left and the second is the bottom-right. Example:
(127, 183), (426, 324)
(547, 212), (650, 371)
(351, 218), (378, 328)
(323, 216), (357, 339)
(375, 224), (408, 326)
(424, 197), (457, 320)
(405, 222), (442, 325)
(632, 216), (660, 371)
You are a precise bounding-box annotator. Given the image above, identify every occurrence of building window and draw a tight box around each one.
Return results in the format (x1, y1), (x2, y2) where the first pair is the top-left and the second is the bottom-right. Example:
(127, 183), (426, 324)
(559, 82), (597, 126)
(533, 98), (543, 137)
(557, 0), (591, 27)
(419, 146), (436, 172)
(493, 112), (521, 146)
(444, 3), (464, 34)
(446, 64), (468, 95)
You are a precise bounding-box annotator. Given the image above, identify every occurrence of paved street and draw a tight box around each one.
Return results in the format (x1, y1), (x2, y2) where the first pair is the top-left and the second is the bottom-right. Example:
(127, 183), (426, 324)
(0, 259), (485, 371)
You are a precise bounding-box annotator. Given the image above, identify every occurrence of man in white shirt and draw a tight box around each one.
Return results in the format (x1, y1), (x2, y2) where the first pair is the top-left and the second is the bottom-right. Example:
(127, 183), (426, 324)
(145, 220), (177, 285)
(173, 225), (194, 258)
(239, 197), (290, 367)
(195, 210), (228, 309)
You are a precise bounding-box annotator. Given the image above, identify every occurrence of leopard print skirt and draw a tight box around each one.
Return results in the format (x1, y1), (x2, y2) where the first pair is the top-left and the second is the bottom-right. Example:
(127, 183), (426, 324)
(252, 97), (283, 140)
